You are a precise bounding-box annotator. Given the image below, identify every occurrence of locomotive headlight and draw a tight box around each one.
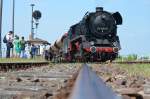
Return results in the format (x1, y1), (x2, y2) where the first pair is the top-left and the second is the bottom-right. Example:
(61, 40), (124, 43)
(90, 41), (94, 46)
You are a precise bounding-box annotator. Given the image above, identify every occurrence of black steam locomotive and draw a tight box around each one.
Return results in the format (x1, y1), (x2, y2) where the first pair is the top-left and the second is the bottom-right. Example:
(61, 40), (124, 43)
(49, 7), (123, 62)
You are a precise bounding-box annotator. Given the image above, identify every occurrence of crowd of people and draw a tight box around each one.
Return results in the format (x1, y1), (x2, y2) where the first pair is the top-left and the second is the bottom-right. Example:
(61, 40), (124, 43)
(3, 31), (39, 58)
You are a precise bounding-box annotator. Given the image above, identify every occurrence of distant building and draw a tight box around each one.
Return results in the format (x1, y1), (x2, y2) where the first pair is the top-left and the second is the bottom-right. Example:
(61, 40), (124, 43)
(27, 37), (50, 55)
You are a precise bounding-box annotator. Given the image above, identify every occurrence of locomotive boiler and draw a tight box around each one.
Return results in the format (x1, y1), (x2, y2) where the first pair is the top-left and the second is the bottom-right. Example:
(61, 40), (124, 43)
(50, 7), (123, 62)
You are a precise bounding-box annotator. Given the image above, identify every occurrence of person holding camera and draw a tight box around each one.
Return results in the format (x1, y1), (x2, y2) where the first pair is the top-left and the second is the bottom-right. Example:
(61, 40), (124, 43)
(3, 31), (14, 58)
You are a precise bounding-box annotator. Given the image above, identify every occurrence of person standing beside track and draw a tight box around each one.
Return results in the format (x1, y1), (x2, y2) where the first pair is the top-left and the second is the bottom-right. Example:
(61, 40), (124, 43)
(20, 36), (26, 58)
(13, 35), (21, 58)
(3, 31), (14, 58)
(30, 44), (36, 59)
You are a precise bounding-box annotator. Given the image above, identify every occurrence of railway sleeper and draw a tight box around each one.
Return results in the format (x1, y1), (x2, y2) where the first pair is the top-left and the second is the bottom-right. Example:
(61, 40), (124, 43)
(122, 94), (143, 99)
(0, 62), (49, 72)
(116, 88), (150, 99)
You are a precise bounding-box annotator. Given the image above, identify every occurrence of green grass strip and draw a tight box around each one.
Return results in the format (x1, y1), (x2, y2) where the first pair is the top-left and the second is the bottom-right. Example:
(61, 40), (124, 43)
(116, 64), (150, 77)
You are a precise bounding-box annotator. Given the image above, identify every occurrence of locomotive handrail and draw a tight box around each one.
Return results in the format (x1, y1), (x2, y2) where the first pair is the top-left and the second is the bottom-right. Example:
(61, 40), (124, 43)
(83, 11), (89, 18)
(69, 64), (122, 99)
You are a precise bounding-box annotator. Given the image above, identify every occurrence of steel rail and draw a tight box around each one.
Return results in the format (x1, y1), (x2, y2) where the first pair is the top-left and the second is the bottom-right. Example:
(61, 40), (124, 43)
(69, 64), (122, 99)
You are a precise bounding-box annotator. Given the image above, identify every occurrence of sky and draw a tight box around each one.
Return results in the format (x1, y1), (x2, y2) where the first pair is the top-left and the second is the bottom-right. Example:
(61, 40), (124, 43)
(1, 0), (150, 56)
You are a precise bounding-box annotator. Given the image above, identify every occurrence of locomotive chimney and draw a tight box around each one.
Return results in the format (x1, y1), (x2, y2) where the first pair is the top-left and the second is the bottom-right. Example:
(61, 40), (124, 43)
(96, 7), (103, 12)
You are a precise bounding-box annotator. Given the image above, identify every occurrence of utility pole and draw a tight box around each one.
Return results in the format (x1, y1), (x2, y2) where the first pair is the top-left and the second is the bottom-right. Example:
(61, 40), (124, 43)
(0, 0), (3, 58)
(11, 0), (15, 57)
(30, 4), (35, 40)
(12, 0), (15, 35)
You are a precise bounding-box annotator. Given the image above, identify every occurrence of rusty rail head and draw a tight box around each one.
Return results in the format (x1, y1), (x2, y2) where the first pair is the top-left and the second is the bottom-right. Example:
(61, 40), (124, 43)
(69, 64), (122, 99)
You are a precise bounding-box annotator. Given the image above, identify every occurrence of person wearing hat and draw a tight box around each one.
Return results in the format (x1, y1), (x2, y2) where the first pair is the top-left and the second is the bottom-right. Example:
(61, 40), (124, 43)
(5, 31), (14, 58)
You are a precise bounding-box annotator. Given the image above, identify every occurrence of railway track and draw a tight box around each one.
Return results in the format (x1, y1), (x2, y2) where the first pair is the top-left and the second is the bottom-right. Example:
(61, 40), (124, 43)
(113, 61), (150, 64)
(0, 62), (49, 72)
(0, 60), (149, 72)
(0, 63), (149, 99)
(0, 63), (80, 99)
(52, 64), (150, 99)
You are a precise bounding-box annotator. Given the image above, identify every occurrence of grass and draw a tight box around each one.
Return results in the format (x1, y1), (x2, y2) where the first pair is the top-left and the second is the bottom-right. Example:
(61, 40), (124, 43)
(115, 64), (150, 77)
(0, 57), (46, 63)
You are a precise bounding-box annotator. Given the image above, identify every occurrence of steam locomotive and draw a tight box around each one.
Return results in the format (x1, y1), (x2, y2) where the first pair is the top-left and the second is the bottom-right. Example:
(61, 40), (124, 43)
(49, 7), (123, 62)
